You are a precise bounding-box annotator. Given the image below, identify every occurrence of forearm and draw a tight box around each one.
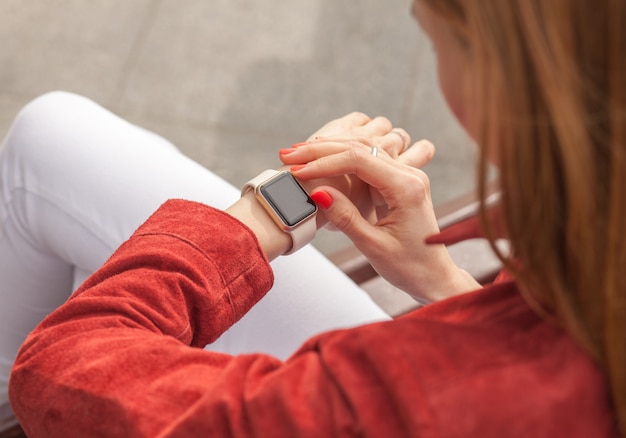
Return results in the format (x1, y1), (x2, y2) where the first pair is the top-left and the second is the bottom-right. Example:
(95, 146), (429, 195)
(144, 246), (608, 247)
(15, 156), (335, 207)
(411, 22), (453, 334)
(9, 198), (355, 437)
(10, 199), (281, 434)
(13, 199), (275, 355)
(225, 190), (292, 260)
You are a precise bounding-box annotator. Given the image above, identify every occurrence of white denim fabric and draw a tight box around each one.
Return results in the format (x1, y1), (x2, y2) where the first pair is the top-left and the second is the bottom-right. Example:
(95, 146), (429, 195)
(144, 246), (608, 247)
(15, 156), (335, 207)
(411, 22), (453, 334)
(0, 92), (389, 429)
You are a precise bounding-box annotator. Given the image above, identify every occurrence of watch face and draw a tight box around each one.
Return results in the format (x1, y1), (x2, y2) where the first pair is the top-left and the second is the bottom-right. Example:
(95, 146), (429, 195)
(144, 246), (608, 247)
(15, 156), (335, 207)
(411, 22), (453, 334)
(260, 172), (317, 227)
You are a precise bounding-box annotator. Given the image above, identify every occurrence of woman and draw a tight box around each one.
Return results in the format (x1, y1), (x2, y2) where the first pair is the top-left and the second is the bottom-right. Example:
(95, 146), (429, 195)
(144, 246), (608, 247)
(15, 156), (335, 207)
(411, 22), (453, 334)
(9, 0), (625, 436)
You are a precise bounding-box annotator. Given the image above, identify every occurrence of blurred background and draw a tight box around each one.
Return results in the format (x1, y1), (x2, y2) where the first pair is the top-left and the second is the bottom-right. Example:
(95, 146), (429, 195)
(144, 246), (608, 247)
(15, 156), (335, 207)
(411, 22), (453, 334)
(0, 0), (476, 255)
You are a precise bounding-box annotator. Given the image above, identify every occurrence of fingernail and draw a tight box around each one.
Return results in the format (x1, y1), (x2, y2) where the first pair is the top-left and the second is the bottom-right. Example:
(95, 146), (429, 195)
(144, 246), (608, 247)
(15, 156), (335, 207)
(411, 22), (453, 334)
(292, 142), (309, 148)
(311, 191), (333, 209)
(279, 148), (296, 155)
(290, 164), (307, 172)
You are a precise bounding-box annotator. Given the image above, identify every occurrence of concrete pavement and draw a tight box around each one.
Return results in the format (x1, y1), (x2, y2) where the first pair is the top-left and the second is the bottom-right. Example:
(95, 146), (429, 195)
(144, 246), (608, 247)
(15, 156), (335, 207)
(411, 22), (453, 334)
(0, 0), (476, 256)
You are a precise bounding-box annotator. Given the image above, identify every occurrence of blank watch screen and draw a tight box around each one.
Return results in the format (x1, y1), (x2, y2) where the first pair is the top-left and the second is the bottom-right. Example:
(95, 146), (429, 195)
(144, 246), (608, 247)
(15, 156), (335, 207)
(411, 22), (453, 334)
(260, 173), (317, 226)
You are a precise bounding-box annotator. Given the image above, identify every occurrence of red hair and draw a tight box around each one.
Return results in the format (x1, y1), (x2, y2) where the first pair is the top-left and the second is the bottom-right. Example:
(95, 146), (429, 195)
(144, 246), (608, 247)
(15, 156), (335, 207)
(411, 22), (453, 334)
(419, 0), (626, 433)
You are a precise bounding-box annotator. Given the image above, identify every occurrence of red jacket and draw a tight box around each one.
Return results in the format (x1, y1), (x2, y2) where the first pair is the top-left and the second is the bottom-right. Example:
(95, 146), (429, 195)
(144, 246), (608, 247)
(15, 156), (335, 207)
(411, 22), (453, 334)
(9, 200), (617, 437)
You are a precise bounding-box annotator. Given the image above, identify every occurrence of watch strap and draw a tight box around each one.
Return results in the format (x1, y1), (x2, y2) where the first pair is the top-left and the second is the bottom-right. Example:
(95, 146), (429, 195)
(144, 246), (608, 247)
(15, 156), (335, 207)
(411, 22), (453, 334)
(241, 169), (281, 197)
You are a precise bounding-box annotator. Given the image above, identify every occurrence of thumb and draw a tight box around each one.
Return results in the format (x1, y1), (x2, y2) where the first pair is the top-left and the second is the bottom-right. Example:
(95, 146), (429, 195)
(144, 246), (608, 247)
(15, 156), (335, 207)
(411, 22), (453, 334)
(311, 188), (377, 246)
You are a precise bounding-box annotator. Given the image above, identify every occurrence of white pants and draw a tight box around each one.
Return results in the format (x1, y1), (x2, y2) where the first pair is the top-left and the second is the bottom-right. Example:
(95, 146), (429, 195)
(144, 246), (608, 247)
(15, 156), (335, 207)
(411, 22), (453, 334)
(0, 92), (389, 429)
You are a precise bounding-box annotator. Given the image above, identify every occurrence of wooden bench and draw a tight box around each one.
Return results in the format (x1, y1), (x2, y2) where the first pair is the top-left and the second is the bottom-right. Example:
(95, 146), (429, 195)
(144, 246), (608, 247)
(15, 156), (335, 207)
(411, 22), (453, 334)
(0, 424), (24, 438)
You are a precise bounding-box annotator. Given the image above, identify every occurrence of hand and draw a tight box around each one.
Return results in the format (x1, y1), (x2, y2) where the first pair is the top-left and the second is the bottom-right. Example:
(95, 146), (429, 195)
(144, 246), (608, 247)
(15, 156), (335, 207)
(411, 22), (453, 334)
(279, 112), (422, 223)
(304, 112), (410, 157)
(290, 138), (480, 302)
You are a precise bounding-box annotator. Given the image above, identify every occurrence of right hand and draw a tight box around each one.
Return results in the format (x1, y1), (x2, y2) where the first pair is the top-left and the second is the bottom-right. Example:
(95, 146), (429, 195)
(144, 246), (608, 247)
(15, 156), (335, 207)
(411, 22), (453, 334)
(290, 137), (480, 302)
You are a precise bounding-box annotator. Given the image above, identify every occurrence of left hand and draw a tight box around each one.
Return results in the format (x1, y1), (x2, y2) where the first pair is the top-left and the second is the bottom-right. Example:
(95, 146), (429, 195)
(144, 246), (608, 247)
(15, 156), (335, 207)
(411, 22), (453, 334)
(279, 112), (431, 223)
(305, 112), (411, 158)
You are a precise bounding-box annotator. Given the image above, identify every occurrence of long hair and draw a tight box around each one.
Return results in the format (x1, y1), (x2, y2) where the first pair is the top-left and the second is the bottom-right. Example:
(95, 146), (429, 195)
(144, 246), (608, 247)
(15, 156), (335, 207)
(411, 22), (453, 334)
(420, 0), (626, 433)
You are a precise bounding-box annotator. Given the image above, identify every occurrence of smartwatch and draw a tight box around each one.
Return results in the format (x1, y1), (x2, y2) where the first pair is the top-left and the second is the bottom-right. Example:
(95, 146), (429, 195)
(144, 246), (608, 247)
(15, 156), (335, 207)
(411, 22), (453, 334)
(241, 170), (318, 255)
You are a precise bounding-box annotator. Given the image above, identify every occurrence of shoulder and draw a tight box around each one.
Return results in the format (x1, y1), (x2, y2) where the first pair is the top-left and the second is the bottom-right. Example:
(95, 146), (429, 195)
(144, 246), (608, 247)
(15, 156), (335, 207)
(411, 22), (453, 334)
(301, 282), (615, 436)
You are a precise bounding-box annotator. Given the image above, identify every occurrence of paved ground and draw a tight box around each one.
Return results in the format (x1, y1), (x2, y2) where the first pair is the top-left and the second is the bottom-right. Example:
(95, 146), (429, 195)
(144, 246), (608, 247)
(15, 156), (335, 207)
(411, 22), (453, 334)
(0, 0), (476, 256)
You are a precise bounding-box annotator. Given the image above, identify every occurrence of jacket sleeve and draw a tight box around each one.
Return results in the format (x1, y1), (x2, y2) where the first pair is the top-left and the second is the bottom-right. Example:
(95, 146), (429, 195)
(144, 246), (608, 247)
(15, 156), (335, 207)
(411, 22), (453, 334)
(8, 200), (353, 437)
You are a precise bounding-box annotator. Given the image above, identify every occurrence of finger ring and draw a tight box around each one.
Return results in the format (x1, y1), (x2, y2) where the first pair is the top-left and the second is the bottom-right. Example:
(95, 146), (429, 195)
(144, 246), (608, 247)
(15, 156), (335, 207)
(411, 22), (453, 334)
(371, 146), (379, 157)
(390, 128), (410, 150)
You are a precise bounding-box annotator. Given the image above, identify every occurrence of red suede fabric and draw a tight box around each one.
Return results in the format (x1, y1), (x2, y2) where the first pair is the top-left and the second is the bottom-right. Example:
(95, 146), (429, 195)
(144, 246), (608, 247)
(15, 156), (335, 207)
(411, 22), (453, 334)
(9, 200), (617, 437)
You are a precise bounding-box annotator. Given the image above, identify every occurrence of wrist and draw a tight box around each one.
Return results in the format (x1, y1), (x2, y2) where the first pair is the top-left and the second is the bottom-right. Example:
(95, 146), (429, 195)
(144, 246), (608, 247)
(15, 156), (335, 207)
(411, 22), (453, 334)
(419, 263), (482, 302)
(230, 169), (319, 259)
(225, 191), (292, 260)
(403, 247), (482, 303)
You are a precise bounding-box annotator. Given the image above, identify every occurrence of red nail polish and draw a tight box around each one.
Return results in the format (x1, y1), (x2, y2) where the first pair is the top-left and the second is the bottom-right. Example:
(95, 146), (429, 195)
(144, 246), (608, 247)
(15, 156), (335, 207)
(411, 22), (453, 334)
(290, 164), (307, 172)
(279, 148), (296, 155)
(292, 142), (309, 148)
(311, 191), (333, 209)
